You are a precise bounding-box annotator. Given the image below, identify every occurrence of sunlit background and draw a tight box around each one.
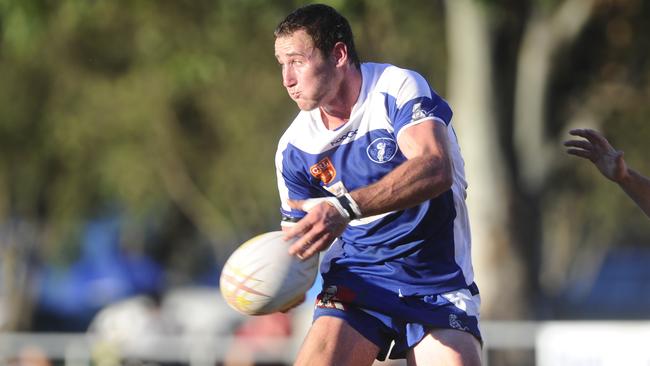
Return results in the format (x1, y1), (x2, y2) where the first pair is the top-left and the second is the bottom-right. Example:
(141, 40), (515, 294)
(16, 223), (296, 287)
(0, 0), (649, 365)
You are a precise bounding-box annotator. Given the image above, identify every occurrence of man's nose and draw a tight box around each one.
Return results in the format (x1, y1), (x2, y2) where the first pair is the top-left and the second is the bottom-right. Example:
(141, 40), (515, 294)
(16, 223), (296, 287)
(282, 69), (296, 88)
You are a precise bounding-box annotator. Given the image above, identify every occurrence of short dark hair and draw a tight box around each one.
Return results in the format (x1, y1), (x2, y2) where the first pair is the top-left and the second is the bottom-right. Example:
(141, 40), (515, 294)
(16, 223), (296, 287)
(274, 3), (360, 69)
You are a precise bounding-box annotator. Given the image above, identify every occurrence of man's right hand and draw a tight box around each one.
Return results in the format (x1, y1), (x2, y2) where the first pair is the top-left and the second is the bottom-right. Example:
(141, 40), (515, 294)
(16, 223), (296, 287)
(283, 198), (349, 260)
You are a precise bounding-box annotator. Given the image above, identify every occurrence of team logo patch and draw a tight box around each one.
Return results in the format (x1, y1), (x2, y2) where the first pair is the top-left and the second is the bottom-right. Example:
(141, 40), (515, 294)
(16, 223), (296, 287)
(366, 137), (397, 163)
(449, 314), (471, 332)
(315, 285), (356, 310)
(411, 98), (438, 121)
(310, 157), (336, 184)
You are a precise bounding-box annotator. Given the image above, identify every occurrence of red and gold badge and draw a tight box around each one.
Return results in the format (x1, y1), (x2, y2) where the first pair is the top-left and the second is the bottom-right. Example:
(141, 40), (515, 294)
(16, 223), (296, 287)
(309, 157), (336, 184)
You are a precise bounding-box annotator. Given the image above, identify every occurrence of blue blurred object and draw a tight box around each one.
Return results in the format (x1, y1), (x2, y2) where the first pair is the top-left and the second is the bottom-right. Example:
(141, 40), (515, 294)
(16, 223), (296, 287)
(555, 247), (650, 319)
(32, 217), (164, 332)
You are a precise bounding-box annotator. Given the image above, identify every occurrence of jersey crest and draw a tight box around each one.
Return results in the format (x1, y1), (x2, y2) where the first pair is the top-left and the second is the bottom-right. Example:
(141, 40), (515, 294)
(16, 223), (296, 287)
(366, 137), (397, 163)
(310, 156), (336, 184)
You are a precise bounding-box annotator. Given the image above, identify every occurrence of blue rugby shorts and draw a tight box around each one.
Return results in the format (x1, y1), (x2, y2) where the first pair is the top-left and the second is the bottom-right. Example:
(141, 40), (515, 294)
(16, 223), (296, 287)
(312, 283), (482, 360)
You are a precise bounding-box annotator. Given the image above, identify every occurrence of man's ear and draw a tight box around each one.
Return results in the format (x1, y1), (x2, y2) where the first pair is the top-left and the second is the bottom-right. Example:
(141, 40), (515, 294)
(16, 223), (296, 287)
(332, 42), (348, 67)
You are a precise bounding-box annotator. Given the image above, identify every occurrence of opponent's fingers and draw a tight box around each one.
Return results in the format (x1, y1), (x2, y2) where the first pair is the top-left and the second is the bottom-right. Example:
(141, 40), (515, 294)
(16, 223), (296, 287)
(563, 139), (593, 150)
(570, 129), (611, 150)
(566, 148), (592, 160)
(568, 128), (595, 139)
(568, 128), (589, 138)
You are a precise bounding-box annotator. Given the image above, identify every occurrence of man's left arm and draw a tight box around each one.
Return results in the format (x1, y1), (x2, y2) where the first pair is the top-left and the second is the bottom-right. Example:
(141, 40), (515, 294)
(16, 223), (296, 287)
(286, 119), (452, 259)
(351, 119), (452, 216)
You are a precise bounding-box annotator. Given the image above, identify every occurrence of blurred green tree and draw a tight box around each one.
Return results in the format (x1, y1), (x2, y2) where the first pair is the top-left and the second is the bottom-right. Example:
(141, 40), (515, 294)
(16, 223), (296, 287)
(447, 0), (650, 321)
(0, 0), (648, 332)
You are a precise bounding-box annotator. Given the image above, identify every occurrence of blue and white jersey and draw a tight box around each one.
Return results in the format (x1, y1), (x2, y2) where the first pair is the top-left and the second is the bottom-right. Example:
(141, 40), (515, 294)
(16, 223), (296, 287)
(275, 62), (475, 296)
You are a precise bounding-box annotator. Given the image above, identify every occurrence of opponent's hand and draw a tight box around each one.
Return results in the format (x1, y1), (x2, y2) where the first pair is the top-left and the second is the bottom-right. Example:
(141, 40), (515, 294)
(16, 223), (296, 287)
(284, 198), (350, 260)
(564, 128), (629, 183)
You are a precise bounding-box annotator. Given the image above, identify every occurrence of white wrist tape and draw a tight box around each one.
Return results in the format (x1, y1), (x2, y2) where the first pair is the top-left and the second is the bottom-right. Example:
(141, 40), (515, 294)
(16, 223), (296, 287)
(301, 197), (351, 220)
(342, 193), (362, 219)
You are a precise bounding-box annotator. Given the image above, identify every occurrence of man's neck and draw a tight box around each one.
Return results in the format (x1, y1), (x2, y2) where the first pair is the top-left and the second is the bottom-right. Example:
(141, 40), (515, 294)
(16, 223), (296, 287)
(320, 66), (362, 130)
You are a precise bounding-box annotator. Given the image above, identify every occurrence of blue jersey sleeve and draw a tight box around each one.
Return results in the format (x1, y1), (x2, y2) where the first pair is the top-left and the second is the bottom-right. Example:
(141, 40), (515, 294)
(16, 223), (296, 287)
(276, 143), (323, 223)
(383, 69), (453, 139)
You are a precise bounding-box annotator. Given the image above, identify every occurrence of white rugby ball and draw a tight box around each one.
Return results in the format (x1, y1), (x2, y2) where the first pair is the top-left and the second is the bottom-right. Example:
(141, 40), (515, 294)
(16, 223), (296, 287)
(219, 231), (319, 315)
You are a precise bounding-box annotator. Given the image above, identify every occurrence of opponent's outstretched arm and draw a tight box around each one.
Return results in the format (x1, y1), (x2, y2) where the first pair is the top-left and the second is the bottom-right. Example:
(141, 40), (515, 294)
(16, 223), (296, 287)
(565, 128), (650, 218)
(285, 119), (452, 259)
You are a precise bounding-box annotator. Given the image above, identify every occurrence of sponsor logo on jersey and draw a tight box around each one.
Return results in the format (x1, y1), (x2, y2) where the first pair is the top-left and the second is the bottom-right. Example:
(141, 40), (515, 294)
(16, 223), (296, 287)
(315, 285), (356, 310)
(367, 137), (397, 163)
(330, 129), (358, 147)
(310, 156), (336, 184)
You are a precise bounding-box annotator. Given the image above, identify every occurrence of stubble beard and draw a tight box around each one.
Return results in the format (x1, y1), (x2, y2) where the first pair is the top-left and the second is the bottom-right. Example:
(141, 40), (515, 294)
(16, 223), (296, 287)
(295, 98), (319, 111)
(293, 61), (339, 112)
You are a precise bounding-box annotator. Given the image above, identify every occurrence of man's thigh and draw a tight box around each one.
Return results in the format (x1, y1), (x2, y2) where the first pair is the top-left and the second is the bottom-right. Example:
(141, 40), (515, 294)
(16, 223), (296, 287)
(407, 328), (482, 366)
(295, 316), (380, 366)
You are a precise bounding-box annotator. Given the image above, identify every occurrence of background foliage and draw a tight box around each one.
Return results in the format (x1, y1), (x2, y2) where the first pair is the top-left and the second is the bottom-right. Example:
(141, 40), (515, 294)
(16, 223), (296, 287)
(0, 0), (648, 331)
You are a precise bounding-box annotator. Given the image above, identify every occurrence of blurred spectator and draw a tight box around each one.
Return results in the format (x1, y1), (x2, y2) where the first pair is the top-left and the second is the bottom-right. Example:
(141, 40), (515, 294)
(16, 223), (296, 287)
(222, 275), (326, 366)
(224, 312), (293, 366)
(160, 286), (244, 337)
(88, 294), (172, 360)
(88, 286), (245, 364)
(565, 128), (650, 218)
(32, 216), (164, 332)
(7, 346), (51, 366)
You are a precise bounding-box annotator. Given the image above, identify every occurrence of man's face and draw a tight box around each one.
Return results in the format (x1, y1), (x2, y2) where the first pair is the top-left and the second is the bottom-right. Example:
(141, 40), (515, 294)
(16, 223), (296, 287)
(274, 30), (337, 111)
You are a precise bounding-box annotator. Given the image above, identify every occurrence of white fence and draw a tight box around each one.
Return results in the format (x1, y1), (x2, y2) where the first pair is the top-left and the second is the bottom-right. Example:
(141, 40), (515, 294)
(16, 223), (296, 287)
(2, 321), (649, 365)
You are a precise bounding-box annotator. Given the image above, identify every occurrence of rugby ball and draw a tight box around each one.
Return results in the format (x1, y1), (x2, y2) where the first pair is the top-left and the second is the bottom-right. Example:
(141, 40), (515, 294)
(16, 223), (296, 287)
(219, 231), (319, 315)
